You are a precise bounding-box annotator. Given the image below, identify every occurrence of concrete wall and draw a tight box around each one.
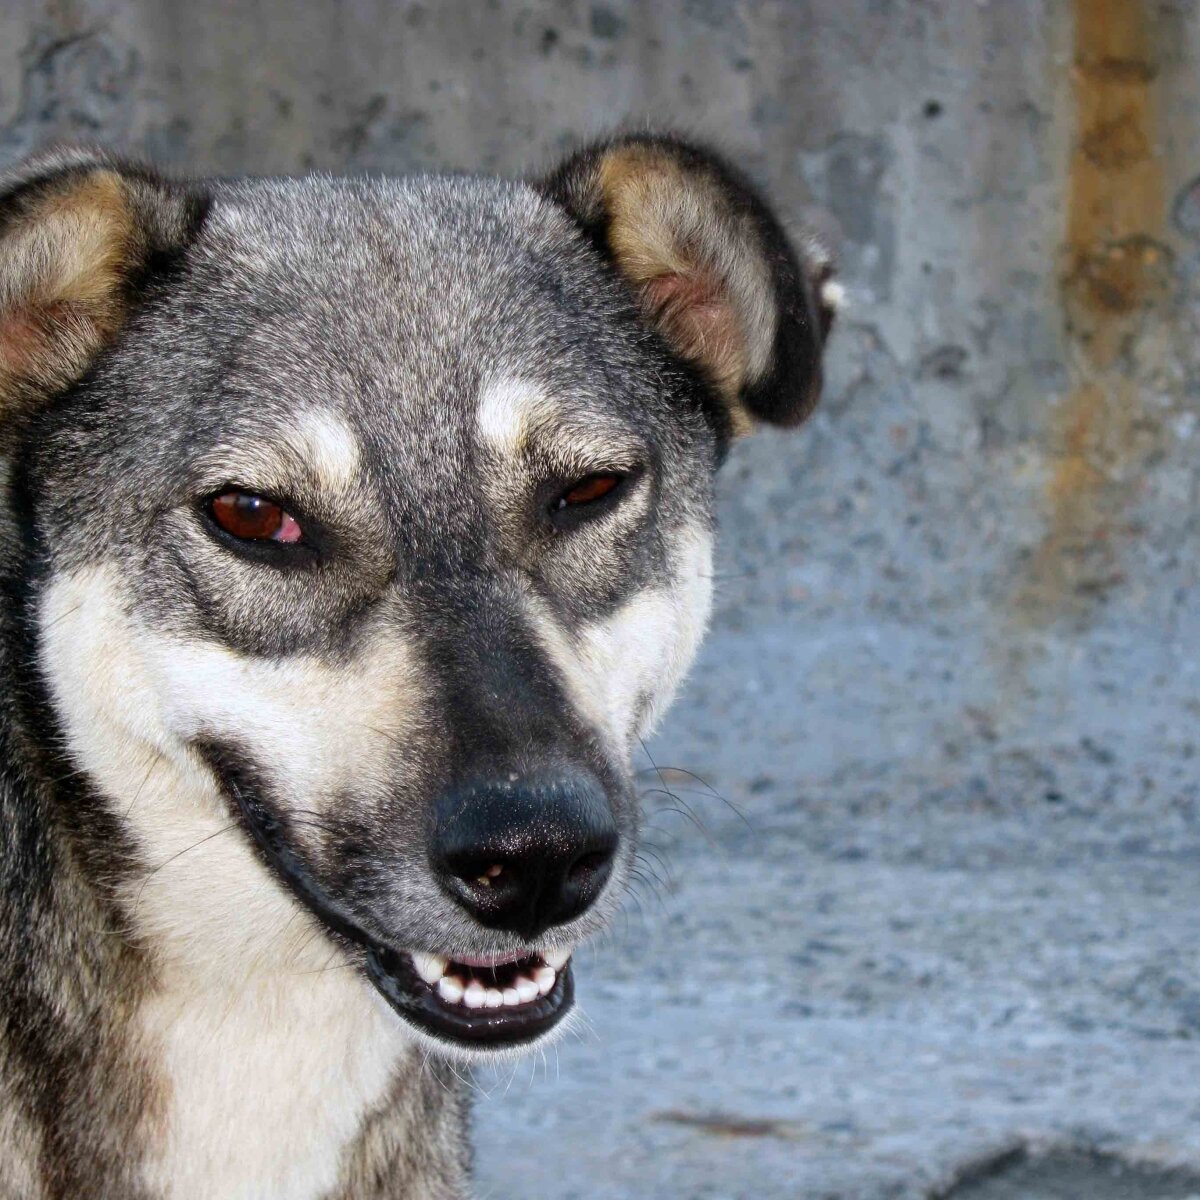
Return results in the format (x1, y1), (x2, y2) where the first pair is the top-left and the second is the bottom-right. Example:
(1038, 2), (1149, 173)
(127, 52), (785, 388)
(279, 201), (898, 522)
(4, 0), (1195, 810)
(4, 2), (1199, 1195)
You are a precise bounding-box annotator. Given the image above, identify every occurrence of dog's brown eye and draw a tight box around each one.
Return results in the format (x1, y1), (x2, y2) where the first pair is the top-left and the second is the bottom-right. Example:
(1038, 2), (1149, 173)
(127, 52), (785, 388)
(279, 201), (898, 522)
(210, 492), (302, 543)
(555, 473), (623, 510)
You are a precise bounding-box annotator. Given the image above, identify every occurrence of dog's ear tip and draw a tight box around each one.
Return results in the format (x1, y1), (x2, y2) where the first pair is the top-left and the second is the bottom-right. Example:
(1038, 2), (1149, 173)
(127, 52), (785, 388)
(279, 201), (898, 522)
(819, 278), (847, 315)
(539, 131), (837, 433)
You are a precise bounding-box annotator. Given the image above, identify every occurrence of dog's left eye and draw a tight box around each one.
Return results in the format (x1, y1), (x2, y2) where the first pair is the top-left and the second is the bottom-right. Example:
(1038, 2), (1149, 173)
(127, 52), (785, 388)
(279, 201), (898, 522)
(209, 492), (303, 543)
(552, 472), (624, 512)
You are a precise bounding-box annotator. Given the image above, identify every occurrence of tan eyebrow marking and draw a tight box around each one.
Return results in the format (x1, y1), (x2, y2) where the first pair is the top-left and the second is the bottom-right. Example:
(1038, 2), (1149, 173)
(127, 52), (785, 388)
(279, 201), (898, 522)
(190, 408), (364, 499)
(477, 376), (647, 479)
(286, 409), (362, 488)
(476, 376), (559, 456)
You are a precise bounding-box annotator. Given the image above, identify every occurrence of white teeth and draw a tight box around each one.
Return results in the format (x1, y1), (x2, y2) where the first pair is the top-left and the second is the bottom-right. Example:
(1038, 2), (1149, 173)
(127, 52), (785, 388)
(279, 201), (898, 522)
(421, 953), (562, 1009)
(412, 952), (449, 985)
(436, 974), (465, 1004)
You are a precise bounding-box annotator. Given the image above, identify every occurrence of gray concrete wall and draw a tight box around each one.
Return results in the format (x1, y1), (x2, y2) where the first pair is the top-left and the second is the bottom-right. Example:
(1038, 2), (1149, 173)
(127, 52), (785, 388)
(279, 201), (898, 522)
(3, 2), (1199, 1196)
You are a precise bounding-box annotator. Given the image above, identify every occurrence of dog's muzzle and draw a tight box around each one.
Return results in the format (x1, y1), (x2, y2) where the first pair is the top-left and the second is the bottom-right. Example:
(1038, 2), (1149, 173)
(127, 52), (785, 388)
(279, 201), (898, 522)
(364, 773), (614, 1048)
(208, 745), (617, 1053)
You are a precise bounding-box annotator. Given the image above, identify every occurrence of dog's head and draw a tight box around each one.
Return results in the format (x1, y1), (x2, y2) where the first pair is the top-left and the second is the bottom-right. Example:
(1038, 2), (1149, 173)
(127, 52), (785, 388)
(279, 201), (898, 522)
(0, 137), (834, 1059)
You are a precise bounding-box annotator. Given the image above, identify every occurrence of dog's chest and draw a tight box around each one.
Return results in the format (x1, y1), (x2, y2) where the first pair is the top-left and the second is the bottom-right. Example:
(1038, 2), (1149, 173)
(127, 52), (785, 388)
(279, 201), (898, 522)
(136, 969), (411, 1200)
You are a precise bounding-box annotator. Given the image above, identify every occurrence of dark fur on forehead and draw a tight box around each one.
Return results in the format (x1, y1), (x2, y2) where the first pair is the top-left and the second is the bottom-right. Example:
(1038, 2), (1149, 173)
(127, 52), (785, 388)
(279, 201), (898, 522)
(537, 131), (837, 431)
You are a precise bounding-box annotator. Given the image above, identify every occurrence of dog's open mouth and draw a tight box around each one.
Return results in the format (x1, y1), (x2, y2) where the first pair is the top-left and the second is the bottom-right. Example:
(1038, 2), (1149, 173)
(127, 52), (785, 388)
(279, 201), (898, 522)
(365, 945), (575, 1048)
(204, 749), (579, 1051)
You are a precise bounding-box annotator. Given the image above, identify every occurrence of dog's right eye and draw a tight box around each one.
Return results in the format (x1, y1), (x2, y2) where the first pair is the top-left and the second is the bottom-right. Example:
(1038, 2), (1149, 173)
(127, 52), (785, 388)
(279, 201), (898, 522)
(209, 492), (303, 544)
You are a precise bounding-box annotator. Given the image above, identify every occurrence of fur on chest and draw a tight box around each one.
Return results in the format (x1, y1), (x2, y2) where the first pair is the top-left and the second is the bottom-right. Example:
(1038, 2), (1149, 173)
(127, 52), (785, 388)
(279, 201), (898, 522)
(135, 969), (416, 1200)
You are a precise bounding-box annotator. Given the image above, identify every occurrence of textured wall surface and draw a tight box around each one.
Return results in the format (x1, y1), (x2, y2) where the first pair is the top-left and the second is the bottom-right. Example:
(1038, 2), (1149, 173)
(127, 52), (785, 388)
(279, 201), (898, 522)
(3, 1), (1199, 1196)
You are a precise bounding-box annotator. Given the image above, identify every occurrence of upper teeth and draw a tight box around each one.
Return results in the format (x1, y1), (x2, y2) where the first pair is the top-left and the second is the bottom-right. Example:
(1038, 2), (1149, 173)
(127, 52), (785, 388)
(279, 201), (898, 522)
(409, 947), (573, 1009)
(436, 974), (465, 1004)
(412, 952), (449, 985)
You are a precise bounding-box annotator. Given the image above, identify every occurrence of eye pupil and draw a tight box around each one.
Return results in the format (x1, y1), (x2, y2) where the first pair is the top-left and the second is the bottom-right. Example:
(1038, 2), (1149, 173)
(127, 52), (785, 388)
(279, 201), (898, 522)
(558, 473), (621, 509)
(210, 492), (293, 542)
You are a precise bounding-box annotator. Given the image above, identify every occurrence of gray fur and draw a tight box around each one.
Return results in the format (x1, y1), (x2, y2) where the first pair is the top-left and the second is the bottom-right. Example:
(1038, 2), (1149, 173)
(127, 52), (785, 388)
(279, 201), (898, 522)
(0, 136), (832, 1197)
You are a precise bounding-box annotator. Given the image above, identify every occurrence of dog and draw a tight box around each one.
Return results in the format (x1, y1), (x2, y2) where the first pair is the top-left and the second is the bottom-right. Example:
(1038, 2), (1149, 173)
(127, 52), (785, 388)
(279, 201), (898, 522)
(0, 133), (836, 1198)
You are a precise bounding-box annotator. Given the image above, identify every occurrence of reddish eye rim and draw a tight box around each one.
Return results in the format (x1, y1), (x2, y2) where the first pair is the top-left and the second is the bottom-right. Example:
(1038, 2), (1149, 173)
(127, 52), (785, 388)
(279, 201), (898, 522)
(208, 491), (304, 544)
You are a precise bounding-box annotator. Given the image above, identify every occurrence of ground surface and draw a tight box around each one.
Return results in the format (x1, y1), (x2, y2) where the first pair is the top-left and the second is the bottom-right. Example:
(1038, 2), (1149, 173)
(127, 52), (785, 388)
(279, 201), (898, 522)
(471, 763), (1200, 1197)
(472, 606), (1200, 1199)
(945, 1152), (1200, 1200)
(944, 1151), (1200, 1200)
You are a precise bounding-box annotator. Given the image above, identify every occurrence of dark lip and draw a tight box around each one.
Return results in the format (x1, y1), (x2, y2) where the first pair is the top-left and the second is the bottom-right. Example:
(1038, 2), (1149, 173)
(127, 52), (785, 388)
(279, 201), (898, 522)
(365, 948), (575, 1048)
(199, 743), (577, 1051)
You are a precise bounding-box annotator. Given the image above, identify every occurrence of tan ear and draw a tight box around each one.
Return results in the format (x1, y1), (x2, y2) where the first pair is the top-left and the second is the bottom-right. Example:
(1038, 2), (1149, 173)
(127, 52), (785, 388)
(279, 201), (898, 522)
(539, 134), (838, 433)
(0, 149), (202, 417)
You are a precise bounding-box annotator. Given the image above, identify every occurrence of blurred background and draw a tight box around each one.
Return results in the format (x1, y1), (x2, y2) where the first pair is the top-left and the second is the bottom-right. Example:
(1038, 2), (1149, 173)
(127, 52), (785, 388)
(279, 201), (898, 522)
(3, 1), (1198, 1196)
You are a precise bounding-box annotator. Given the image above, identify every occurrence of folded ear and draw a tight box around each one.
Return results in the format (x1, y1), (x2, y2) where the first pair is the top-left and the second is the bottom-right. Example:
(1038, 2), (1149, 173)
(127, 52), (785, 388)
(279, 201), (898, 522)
(537, 133), (838, 432)
(0, 148), (204, 422)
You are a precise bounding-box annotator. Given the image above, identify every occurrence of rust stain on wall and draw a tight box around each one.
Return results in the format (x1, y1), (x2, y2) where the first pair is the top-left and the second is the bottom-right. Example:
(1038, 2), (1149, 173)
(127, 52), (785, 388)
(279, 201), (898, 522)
(1020, 0), (1171, 624)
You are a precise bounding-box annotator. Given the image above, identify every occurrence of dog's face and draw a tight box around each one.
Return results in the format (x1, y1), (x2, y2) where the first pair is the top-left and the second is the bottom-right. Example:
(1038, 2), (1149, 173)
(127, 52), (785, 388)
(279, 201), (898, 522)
(0, 139), (833, 1060)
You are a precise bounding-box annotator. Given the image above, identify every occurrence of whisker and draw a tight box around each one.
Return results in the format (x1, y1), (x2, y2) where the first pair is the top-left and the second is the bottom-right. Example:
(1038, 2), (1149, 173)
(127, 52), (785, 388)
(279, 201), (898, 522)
(291, 959), (357, 977)
(287, 808), (344, 831)
(631, 849), (670, 891)
(363, 724), (405, 749)
(627, 868), (667, 914)
(125, 754), (164, 818)
(39, 602), (83, 631)
(639, 789), (720, 847)
(620, 887), (648, 929)
(634, 762), (752, 829)
(635, 842), (673, 885)
(637, 741), (717, 847)
(131, 822), (241, 915)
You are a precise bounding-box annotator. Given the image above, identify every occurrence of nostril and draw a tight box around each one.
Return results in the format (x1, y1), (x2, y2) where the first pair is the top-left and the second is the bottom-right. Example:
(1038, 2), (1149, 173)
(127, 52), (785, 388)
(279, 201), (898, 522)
(568, 849), (611, 886)
(446, 859), (519, 897)
(562, 841), (615, 918)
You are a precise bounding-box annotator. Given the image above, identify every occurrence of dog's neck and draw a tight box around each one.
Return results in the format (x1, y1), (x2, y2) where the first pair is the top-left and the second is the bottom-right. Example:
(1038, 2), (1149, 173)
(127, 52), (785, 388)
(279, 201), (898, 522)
(134, 965), (468, 1200)
(0, 550), (471, 1200)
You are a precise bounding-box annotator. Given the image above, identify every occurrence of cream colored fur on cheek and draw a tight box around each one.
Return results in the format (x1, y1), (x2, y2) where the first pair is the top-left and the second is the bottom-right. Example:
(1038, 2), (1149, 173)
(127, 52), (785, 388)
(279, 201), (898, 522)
(39, 564), (421, 976)
(533, 526), (713, 762)
(38, 565), (418, 1199)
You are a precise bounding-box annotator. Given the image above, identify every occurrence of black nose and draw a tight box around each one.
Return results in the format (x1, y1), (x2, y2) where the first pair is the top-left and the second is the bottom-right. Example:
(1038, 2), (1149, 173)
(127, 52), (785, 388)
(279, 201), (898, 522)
(430, 774), (618, 939)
